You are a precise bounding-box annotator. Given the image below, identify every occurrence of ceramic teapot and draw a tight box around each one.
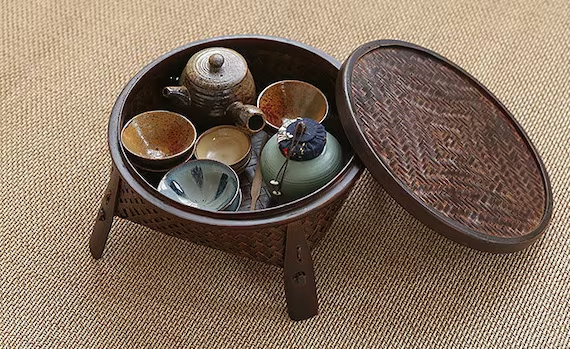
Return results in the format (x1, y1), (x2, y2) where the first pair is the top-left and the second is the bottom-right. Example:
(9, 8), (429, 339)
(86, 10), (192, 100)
(259, 118), (344, 202)
(163, 47), (264, 132)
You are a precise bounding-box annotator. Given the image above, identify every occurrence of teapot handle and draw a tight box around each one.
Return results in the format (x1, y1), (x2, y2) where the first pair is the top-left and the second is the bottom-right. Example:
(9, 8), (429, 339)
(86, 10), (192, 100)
(162, 86), (191, 106)
(226, 101), (266, 134)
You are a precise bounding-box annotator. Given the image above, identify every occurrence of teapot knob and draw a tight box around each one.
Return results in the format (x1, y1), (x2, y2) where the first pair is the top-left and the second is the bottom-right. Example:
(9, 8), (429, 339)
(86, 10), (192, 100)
(208, 53), (225, 72)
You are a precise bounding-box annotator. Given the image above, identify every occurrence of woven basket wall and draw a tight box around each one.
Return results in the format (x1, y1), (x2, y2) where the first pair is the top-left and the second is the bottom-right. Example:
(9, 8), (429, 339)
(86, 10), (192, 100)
(114, 179), (347, 267)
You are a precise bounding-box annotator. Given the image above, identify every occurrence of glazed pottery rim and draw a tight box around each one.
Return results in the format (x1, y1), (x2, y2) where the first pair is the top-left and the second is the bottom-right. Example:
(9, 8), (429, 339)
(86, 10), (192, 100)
(158, 158), (240, 211)
(120, 110), (197, 161)
(108, 34), (363, 226)
(194, 125), (252, 166)
(224, 188), (243, 212)
(257, 79), (330, 131)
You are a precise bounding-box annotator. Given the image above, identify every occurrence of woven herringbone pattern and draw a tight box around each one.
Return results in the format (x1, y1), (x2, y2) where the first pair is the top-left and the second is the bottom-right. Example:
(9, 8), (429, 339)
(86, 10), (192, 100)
(350, 47), (547, 238)
(115, 180), (343, 266)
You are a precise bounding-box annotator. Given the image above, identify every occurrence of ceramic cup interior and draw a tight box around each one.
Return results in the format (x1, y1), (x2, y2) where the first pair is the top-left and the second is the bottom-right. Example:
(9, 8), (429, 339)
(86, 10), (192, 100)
(194, 126), (252, 167)
(257, 80), (329, 130)
(121, 110), (197, 161)
(223, 188), (242, 212)
(157, 159), (239, 211)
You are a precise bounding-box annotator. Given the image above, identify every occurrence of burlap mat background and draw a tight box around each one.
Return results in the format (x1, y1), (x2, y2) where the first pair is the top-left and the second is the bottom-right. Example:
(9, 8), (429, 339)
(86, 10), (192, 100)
(1, 0), (568, 347)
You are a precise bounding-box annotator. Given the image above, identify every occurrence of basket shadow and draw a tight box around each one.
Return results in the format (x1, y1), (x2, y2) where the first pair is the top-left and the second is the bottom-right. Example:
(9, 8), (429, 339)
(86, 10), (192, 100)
(311, 170), (543, 327)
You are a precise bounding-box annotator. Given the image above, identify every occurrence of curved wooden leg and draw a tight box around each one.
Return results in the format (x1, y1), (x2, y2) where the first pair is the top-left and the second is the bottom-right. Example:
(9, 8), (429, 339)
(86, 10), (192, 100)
(90, 166), (121, 259)
(284, 221), (318, 321)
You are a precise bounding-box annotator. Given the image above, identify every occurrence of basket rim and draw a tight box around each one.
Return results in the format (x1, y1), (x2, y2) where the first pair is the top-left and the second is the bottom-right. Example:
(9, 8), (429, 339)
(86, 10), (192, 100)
(108, 34), (364, 228)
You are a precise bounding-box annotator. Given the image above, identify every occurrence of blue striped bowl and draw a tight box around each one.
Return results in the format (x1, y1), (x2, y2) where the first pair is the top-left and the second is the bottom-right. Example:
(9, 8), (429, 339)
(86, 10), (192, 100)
(158, 159), (240, 211)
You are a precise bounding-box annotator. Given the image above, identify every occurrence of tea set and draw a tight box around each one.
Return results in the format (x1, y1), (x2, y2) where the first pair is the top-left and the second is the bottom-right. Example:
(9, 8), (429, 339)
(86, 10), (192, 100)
(120, 47), (343, 211)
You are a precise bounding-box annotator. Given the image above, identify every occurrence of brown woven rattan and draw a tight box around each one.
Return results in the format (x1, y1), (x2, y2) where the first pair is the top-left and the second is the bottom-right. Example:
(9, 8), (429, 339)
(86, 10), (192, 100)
(100, 36), (362, 267)
(115, 179), (345, 266)
(337, 41), (552, 251)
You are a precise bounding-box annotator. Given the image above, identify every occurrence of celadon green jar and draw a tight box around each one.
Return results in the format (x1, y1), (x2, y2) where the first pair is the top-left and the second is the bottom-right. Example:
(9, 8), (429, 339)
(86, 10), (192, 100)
(260, 118), (344, 202)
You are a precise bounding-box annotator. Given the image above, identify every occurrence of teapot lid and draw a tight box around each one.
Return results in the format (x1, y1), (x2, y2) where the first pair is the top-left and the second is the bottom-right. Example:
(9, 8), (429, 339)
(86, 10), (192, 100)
(336, 40), (553, 252)
(185, 47), (248, 90)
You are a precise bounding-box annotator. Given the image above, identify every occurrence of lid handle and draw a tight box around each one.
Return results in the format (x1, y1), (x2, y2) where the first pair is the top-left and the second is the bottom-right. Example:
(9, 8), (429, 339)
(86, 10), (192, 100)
(208, 53), (224, 72)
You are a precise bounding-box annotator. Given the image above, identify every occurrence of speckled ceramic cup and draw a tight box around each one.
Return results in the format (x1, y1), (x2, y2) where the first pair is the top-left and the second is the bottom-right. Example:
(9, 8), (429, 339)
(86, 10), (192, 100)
(120, 110), (197, 172)
(257, 80), (328, 131)
(194, 125), (252, 174)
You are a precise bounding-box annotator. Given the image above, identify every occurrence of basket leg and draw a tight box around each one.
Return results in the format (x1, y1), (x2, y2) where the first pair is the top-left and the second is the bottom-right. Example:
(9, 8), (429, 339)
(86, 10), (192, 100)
(90, 166), (121, 259)
(283, 221), (318, 321)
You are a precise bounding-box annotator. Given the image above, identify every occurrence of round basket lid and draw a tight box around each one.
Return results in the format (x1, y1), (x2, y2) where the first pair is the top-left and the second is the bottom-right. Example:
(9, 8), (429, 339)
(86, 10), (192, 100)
(336, 40), (553, 252)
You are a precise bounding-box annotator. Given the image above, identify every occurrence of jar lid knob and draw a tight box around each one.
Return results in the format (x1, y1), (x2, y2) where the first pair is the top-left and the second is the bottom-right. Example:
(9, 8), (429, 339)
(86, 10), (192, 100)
(208, 53), (225, 72)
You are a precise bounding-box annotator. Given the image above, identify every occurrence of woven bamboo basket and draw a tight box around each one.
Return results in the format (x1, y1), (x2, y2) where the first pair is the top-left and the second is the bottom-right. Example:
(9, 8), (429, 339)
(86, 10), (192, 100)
(91, 36), (552, 321)
(90, 35), (364, 320)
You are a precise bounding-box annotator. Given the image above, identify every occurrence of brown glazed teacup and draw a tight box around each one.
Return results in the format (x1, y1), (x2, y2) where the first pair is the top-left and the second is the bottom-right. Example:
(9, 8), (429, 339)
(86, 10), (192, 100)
(194, 125), (252, 174)
(120, 110), (197, 172)
(257, 80), (329, 131)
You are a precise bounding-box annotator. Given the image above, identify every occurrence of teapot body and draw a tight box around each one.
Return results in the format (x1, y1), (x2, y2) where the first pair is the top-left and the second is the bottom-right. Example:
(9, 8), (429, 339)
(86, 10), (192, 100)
(165, 47), (256, 130)
(180, 65), (256, 125)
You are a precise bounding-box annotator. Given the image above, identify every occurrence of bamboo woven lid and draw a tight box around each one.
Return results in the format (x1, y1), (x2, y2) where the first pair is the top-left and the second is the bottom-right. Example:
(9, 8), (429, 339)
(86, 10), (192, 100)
(336, 40), (553, 252)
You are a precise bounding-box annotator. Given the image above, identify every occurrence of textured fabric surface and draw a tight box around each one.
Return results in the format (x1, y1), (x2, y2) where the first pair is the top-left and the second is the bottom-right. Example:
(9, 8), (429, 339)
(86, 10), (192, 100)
(1, 0), (569, 347)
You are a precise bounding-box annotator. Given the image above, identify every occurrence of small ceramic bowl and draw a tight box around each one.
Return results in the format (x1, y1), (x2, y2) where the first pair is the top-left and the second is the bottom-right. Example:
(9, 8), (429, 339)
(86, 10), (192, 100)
(157, 159), (240, 211)
(223, 189), (242, 212)
(257, 80), (329, 131)
(121, 110), (197, 172)
(194, 126), (252, 174)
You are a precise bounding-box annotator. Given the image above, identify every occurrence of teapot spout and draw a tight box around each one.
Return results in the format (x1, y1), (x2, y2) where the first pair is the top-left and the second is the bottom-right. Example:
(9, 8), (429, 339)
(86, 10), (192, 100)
(162, 86), (191, 106)
(226, 101), (266, 134)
